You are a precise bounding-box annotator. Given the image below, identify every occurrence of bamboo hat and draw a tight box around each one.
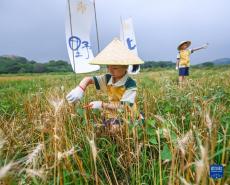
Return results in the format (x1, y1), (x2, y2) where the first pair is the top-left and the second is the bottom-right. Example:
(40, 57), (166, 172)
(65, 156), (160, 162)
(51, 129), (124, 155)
(177, 40), (191, 50)
(89, 38), (144, 65)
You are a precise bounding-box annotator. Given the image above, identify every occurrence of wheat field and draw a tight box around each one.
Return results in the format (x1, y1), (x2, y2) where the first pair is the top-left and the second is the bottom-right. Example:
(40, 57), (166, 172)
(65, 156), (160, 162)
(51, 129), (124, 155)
(0, 68), (229, 185)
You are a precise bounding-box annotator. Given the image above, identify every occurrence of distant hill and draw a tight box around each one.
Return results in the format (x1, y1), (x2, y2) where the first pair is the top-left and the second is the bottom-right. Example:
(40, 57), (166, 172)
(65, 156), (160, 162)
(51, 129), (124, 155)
(0, 55), (176, 74)
(142, 61), (175, 68)
(142, 58), (230, 69)
(212, 58), (230, 65)
(194, 58), (230, 67)
(0, 55), (72, 74)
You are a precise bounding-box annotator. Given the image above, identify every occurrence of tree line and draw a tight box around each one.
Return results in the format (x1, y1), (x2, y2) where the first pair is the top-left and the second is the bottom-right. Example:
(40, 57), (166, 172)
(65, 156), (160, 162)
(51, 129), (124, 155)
(0, 56), (229, 74)
(0, 56), (72, 74)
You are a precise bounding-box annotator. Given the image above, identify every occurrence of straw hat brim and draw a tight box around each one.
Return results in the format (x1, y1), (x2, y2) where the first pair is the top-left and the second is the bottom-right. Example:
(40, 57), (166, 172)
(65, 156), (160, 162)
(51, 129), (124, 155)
(177, 41), (191, 50)
(89, 38), (144, 65)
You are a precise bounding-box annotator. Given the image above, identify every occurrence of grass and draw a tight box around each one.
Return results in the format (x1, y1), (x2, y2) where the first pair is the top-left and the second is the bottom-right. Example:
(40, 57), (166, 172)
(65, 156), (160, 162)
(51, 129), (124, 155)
(0, 68), (229, 184)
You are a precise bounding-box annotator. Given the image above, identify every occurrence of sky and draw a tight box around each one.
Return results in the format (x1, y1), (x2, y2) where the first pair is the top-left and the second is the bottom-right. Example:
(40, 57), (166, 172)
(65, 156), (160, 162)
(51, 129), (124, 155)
(0, 0), (230, 64)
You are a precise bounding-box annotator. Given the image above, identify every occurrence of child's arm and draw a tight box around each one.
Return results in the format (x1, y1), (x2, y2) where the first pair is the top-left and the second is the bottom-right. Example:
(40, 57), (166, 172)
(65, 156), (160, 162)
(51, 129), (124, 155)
(191, 43), (209, 52)
(86, 100), (123, 110)
(103, 102), (122, 110)
(66, 77), (94, 103)
(104, 89), (136, 110)
(87, 89), (136, 111)
(79, 77), (94, 90)
(176, 53), (180, 70)
(176, 59), (179, 70)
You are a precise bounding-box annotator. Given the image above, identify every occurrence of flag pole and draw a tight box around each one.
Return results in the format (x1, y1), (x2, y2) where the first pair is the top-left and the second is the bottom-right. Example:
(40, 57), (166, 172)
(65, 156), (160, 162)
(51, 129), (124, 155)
(120, 16), (125, 43)
(67, 0), (77, 83)
(93, 0), (100, 53)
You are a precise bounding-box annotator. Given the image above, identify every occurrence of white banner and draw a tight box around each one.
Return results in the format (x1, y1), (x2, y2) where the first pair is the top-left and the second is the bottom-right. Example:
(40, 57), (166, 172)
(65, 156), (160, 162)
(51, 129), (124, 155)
(66, 0), (100, 73)
(120, 17), (140, 74)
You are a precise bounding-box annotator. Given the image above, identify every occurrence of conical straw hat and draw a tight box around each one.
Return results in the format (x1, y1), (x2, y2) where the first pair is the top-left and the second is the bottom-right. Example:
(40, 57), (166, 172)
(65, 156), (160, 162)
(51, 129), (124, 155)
(177, 40), (191, 50)
(89, 38), (144, 65)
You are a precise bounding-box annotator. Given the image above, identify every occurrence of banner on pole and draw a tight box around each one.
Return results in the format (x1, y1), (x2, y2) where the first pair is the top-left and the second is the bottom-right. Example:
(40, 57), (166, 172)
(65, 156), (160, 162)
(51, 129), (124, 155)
(66, 0), (100, 73)
(120, 17), (140, 74)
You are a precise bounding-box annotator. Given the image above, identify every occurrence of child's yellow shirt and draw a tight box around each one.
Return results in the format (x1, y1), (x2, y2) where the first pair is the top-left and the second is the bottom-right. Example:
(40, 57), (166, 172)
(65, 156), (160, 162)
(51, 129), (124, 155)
(177, 49), (192, 67)
(93, 73), (138, 119)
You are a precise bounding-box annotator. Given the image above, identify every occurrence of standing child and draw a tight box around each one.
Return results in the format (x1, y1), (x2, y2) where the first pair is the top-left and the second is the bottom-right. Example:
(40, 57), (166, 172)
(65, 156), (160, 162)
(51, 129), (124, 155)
(176, 41), (208, 84)
(66, 38), (144, 128)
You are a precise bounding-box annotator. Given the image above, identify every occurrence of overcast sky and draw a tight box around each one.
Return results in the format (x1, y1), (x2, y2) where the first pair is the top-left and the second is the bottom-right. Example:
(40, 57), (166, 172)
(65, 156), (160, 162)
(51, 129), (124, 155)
(0, 0), (230, 64)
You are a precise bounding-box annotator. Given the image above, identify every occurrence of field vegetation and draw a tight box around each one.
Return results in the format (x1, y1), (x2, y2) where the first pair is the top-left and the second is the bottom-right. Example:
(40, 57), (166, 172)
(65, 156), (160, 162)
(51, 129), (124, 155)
(0, 68), (229, 184)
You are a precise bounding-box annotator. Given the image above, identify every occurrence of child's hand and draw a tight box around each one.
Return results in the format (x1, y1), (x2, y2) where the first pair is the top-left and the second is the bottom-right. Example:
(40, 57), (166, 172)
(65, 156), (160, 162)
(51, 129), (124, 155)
(66, 86), (84, 103)
(176, 66), (179, 70)
(202, 43), (209, 49)
(84, 101), (103, 110)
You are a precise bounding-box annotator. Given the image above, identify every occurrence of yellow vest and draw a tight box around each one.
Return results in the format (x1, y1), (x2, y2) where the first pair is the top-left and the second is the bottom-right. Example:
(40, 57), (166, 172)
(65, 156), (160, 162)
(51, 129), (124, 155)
(107, 85), (126, 103)
(103, 75), (138, 120)
(179, 50), (191, 67)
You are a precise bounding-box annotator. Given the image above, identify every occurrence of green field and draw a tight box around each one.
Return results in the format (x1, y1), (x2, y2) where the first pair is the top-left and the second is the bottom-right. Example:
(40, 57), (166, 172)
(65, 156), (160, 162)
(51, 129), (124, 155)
(0, 68), (229, 184)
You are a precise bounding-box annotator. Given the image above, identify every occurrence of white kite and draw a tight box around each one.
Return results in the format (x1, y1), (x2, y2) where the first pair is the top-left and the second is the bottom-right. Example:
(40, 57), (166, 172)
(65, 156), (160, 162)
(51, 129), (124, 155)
(66, 0), (100, 73)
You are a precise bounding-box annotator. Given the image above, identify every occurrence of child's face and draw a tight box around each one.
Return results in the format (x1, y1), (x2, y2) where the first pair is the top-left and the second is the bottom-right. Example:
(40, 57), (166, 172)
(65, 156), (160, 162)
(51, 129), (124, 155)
(107, 65), (128, 79)
(180, 43), (189, 50)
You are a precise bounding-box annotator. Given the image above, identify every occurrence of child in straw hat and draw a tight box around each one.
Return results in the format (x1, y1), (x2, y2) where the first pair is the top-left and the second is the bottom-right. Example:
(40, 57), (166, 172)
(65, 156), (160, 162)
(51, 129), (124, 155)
(66, 38), (144, 127)
(176, 41), (208, 84)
